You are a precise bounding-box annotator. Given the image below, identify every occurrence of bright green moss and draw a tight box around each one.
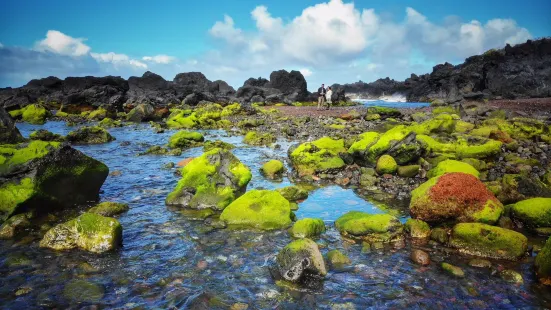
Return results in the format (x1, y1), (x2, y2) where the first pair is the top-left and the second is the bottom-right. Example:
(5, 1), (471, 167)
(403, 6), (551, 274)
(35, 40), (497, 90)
(510, 198), (551, 228)
(21, 104), (49, 124)
(367, 125), (411, 160)
(168, 131), (204, 149)
(417, 135), (502, 159)
(243, 131), (276, 146)
(290, 218), (326, 238)
(67, 126), (115, 144)
(221, 103), (242, 117)
(261, 160), (285, 179)
(8, 109), (23, 119)
(29, 129), (65, 142)
(470, 126), (496, 138)
(328, 124), (346, 130)
(335, 211), (403, 242)
(326, 249), (351, 267)
(449, 223), (527, 260)
(55, 111), (69, 118)
(366, 106), (400, 117)
(376, 155), (398, 174)
(276, 186), (309, 202)
(348, 132), (380, 155)
(0, 178), (36, 222)
(203, 140), (235, 151)
(428, 159), (480, 178)
(504, 153), (540, 167)
(166, 110), (197, 129)
(220, 189), (292, 230)
(404, 218), (431, 238)
(87, 108), (107, 120)
(290, 137), (346, 176)
(98, 118), (122, 128)
(432, 106), (458, 115)
(88, 201), (129, 217)
(461, 158), (487, 171)
(535, 236), (551, 285)
(1, 141), (60, 173)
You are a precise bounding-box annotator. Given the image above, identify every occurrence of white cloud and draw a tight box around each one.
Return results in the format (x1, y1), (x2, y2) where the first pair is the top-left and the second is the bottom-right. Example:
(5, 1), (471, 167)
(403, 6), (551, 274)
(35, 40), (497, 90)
(299, 68), (313, 77)
(142, 54), (176, 64)
(91, 52), (148, 69)
(209, 15), (245, 45)
(35, 30), (91, 56)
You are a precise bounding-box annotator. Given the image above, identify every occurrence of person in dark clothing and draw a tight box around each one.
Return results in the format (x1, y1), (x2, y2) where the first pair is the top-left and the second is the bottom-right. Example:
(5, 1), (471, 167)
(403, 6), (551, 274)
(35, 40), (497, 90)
(317, 84), (326, 110)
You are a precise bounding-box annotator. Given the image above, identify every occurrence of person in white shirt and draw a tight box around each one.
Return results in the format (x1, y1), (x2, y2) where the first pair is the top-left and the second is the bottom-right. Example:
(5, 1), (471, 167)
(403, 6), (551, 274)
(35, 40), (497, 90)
(325, 86), (333, 110)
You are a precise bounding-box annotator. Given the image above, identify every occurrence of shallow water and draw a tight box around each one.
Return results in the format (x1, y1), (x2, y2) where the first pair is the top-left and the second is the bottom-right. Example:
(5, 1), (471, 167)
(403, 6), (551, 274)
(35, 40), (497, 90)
(1, 121), (550, 309)
(355, 99), (429, 109)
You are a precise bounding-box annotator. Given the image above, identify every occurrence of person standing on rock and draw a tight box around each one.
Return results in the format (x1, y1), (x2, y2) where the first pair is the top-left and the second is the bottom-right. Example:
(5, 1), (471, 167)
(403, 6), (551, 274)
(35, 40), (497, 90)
(317, 84), (326, 110)
(325, 86), (333, 110)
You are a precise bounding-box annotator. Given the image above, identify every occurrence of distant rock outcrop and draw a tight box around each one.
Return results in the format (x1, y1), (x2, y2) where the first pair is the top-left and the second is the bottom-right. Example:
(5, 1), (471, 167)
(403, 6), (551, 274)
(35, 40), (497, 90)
(236, 70), (309, 104)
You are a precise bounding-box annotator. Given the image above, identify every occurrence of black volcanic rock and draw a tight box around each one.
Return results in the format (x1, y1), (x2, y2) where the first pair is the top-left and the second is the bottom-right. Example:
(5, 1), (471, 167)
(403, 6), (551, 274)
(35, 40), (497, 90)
(126, 71), (178, 106)
(62, 76), (128, 109)
(0, 107), (24, 143)
(237, 70), (308, 104)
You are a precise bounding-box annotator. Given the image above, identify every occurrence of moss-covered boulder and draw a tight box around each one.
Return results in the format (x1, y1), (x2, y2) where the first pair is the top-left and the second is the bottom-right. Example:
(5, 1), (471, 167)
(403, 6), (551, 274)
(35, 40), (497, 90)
(276, 186), (309, 202)
(404, 218), (431, 238)
(276, 238), (327, 282)
(326, 250), (351, 268)
(417, 135), (502, 159)
(290, 137), (346, 176)
(428, 159), (480, 178)
(168, 131), (204, 149)
(0, 107), (24, 144)
(348, 132), (380, 160)
(376, 155), (398, 174)
(203, 140), (235, 151)
(261, 160), (285, 180)
(510, 198), (551, 229)
(127, 103), (154, 122)
(98, 118), (122, 128)
(366, 125), (412, 162)
(29, 129), (65, 142)
(20, 104), (50, 124)
(166, 148), (251, 210)
(335, 211), (403, 242)
(449, 223), (527, 260)
(40, 212), (122, 253)
(63, 279), (105, 303)
(535, 236), (551, 285)
(410, 173), (503, 224)
(290, 218), (325, 238)
(397, 165), (420, 178)
(498, 174), (551, 204)
(221, 103), (242, 117)
(0, 141), (108, 223)
(243, 131), (276, 146)
(67, 126), (115, 144)
(166, 109), (197, 129)
(88, 202), (129, 217)
(87, 108), (108, 121)
(220, 190), (292, 230)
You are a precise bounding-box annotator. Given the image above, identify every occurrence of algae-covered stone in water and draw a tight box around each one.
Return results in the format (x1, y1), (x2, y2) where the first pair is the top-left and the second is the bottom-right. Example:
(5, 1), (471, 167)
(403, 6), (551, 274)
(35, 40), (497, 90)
(510, 197), (551, 229)
(261, 160), (285, 180)
(290, 218), (325, 238)
(335, 211), (403, 242)
(276, 238), (327, 282)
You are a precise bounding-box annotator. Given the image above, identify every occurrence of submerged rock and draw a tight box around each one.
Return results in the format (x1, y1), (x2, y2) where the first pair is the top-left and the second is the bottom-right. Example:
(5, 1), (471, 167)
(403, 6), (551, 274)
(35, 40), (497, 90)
(67, 126), (115, 144)
(203, 140), (235, 151)
(404, 218), (431, 238)
(410, 172), (503, 224)
(449, 223), (527, 261)
(326, 250), (351, 269)
(261, 160), (285, 180)
(290, 218), (325, 238)
(290, 137), (347, 176)
(29, 129), (65, 142)
(276, 186), (309, 202)
(500, 269), (523, 284)
(0, 107), (24, 144)
(0, 141), (108, 223)
(40, 212), (122, 253)
(88, 202), (129, 217)
(442, 262), (465, 278)
(220, 190), (292, 230)
(276, 238), (327, 283)
(166, 148), (251, 210)
(0, 213), (32, 239)
(535, 236), (551, 285)
(335, 211), (403, 242)
(168, 131), (204, 149)
(63, 279), (105, 303)
(510, 197), (551, 230)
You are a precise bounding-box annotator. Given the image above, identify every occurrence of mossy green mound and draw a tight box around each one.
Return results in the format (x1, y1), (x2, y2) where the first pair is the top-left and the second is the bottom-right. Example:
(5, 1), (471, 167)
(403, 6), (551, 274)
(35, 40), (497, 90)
(535, 236), (551, 285)
(261, 160), (285, 179)
(166, 148), (251, 210)
(29, 129), (65, 142)
(348, 132), (380, 156)
(428, 159), (480, 178)
(220, 190), (292, 230)
(168, 131), (204, 149)
(221, 103), (242, 117)
(88, 201), (129, 217)
(326, 249), (351, 268)
(449, 223), (527, 260)
(417, 135), (502, 159)
(203, 140), (235, 151)
(290, 137), (346, 176)
(410, 173), (503, 224)
(166, 109), (197, 129)
(366, 125), (411, 162)
(0, 141), (108, 222)
(243, 131), (276, 146)
(376, 155), (398, 174)
(67, 126), (115, 144)
(290, 218), (325, 238)
(40, 212), (122, 253)
(397, 165), (420, 178)
(276, 186), (309, 202)
(366, 106), (401, 118)
(335, 211), (403, 242)
(17, 104), (50, 124)
(404, 218), (431, 238)
(98, 118), (122, 128)
(87, 108), (108, 121)
(510, 198), (551, 229)
(63, 279), (105, 303)
(276, 238), (327, 282)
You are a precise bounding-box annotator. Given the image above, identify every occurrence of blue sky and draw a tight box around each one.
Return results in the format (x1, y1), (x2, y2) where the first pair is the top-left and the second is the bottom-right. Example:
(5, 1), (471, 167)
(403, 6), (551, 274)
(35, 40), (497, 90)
(1, 0), (550, 90)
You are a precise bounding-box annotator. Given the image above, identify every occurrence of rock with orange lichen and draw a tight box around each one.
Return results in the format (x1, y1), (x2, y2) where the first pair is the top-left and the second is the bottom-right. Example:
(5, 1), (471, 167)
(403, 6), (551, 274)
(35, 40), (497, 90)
(409, 172), (503, 224)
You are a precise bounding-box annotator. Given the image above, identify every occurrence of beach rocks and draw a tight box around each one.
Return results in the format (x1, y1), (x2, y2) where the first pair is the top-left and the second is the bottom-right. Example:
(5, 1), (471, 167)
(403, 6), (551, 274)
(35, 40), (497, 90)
(410, 173), (503, 224)
(67, 126), (115, 144)
(40, 212), (122, 253)
(126, 103), (155, 122)
(326, 250), (351, 268)
(166, 148), (252, 210)
(442, 263), (465, 278)
(88, 202), (129, 217)
(243, 131), (276, 146)
(276, 186), (308, 202)
(0, 141), (108, 223)
(376, 155), (398, 174)
(220, 190), (292, 230)
(0, 107), (24, 144)
(276, 238), (327, 282)
(404, 218), (431, 238)
(261, 160), (285, 180)
(168, 131), (204, 149)
(427, 159), (480, 178)
(510, 198), (551, 230)
(449, 223), (527, 260)
(0, 213), (32, 239)
(29, 129), (65, 142)
(335, 211), (403, 242)
(10, 104), (50, 124)
(289, 137), (347, 176)
(397, 165), (420, 177)
(290, 218), (325, 238)
(411, 249), (430, 265)
(535, 236), (551, 285)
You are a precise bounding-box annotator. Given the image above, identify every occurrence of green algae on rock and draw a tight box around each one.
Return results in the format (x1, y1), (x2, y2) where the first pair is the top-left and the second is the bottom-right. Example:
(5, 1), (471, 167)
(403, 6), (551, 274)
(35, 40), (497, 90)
(261, 159), (285, 179)
(410, 172), (503, 224)
(87, 108), (108, 121)
(404, 218), (431, 238)
(276, 238), (327, 282)
(88, 202), (129, 217)
(326, 249), (351, 268)
(0, 141), (108, 223)
(290, 137), (346, 176)
(290, 218), (325, 238)
(243, 131), (276, 146)
(63, 279), (105, 303)
(442, 262), (465, 278)
(98, 117), (122, 128)
(535, 236), (551, 285)
(510, 198), (551, 229)
(417, 134), (502, 159)
(449, 223), (527, 261)
(67, 126), (115, 144)
(335, 211), (403, 242)
(126, 103), (154, 122)
(376, 155), (398, 174)
(168, 131), (205, 149)
(40, 212), (122, 253)
(166, 148), (251, 210)
(427, 159), (480, 178)
(397, 165), (420, 178)
(276, 186), (309, 202)
(220, 190), (292, 230)
(29, 129), (65, 142)
(139, 145), (182, 156)
(0, 212), (32, 239)
(15, 104), (50, 124)
(203, 140), (235, 151)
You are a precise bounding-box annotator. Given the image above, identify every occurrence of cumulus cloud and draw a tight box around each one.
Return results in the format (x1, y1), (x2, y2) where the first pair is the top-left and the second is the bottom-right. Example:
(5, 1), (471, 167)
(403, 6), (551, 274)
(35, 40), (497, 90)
(35, 30), (91, 56)
(300, 68), (313, 77)
(91, 52), (148, 69)
(142, 54), (177, 64)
